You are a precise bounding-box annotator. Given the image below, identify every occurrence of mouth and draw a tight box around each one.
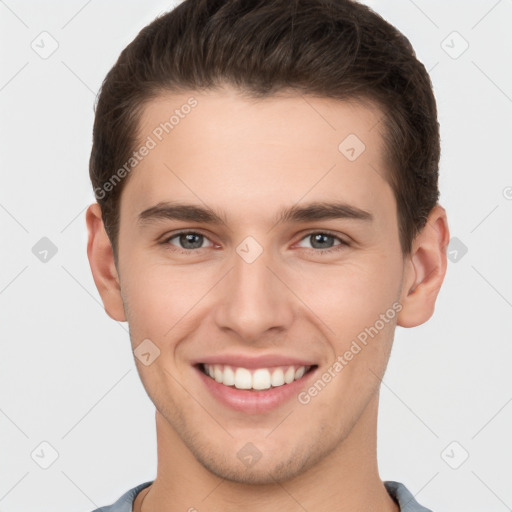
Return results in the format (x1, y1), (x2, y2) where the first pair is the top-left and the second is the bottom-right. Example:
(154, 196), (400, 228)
(197, 362), (318, 391)
(194, 362), (319, 413)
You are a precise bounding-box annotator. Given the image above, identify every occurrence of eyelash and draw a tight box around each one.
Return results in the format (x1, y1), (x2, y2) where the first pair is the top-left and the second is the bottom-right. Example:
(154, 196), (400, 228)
(161, 230), (350, 256)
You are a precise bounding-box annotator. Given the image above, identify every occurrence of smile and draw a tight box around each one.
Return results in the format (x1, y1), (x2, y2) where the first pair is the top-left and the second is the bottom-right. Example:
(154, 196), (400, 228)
(200, 363), (315, 391)
(195, 362), (319, 413)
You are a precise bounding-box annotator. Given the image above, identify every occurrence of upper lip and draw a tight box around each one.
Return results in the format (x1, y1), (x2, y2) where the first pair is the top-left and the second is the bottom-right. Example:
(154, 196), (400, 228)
(193, 354), (318, 369)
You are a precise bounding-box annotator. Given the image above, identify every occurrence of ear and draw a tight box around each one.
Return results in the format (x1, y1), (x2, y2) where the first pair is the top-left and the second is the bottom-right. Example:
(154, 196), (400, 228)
(397, 204), (450, 328)
(86, 203), (127, 322)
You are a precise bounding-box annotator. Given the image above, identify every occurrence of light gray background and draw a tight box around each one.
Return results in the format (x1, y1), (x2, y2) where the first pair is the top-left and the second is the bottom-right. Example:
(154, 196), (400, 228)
(1, 1), (511, 511)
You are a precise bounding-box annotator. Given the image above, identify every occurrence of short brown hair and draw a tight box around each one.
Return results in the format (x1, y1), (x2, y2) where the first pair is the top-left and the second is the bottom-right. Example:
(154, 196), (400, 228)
(89, 0), (440, 258)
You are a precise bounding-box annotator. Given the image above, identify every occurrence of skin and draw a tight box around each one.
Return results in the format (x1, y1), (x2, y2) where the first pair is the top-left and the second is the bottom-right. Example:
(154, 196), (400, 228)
(86, 85), (449, 512)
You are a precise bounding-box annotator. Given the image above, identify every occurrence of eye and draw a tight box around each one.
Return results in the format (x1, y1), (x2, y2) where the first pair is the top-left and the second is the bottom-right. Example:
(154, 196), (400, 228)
(160, 230), (349, 256)
(296, 231), (349, 254)
(163, 231), (214, 254)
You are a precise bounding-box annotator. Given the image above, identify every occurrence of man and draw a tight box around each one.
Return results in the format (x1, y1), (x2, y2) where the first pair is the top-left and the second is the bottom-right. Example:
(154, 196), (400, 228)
(86, 0), (449, 510)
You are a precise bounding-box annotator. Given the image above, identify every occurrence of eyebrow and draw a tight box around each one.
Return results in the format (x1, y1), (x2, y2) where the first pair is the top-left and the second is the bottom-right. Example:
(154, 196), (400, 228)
(137, 201), (373, 226)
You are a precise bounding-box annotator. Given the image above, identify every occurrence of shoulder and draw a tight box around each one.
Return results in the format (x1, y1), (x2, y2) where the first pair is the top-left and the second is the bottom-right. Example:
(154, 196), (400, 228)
(384, 480), (434, 512)
(88, 481), (154, 512)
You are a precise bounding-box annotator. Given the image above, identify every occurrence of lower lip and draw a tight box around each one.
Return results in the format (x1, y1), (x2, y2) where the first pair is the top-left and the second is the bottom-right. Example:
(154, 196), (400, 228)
(195, 365), (318, 414)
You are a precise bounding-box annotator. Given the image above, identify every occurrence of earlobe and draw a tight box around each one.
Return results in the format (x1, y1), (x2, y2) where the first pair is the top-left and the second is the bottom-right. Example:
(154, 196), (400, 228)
(86, 203), (127, 322)
(397, 204), (450, 328)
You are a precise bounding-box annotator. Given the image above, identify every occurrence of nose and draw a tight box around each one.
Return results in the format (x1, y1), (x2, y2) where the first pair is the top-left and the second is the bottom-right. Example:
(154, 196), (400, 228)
(213, 244), (295, 343)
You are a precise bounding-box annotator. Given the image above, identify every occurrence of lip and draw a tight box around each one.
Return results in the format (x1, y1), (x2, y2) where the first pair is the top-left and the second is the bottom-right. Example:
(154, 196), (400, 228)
(192, 353), (317, 369)
(194, 363), (318, 414)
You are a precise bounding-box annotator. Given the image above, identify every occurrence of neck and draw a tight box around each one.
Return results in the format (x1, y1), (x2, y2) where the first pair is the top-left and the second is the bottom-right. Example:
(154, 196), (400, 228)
(137, 392), (399, 512)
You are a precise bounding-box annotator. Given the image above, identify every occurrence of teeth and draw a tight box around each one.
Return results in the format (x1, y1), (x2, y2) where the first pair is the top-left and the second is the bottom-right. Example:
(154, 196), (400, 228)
(252, 369), (271, 390)
(234, 368), (252, 389)
(284, 366), (295, 384)
(223, 365), (235, 386)
(202, 364), (312, 390)
(295, 366), (306, 379)
(271, 368), (285, 387)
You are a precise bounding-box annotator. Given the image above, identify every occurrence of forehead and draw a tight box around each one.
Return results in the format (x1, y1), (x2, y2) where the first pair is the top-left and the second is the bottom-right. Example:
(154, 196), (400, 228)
(123, 86), (393, 224)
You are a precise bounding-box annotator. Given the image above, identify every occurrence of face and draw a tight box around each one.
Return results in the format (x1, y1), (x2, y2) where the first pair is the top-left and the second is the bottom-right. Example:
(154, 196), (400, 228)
(104, 86), (414, 484)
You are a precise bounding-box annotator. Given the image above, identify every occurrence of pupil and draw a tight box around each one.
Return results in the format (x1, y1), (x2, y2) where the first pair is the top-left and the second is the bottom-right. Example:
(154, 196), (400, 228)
(312, 233), (333, 249)
(181, 233), (202, 249)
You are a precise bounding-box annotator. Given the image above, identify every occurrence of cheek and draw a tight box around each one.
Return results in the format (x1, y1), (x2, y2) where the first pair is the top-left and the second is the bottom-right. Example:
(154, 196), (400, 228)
(292, 254), (402, 335)
(118, 253), (215, 341)
(118, 256), (168, 337)
(294, 259), (401, 403)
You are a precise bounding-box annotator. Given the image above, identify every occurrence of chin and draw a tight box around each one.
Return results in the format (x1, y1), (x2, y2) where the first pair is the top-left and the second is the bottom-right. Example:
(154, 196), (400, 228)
(191, 439), (326, 486)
